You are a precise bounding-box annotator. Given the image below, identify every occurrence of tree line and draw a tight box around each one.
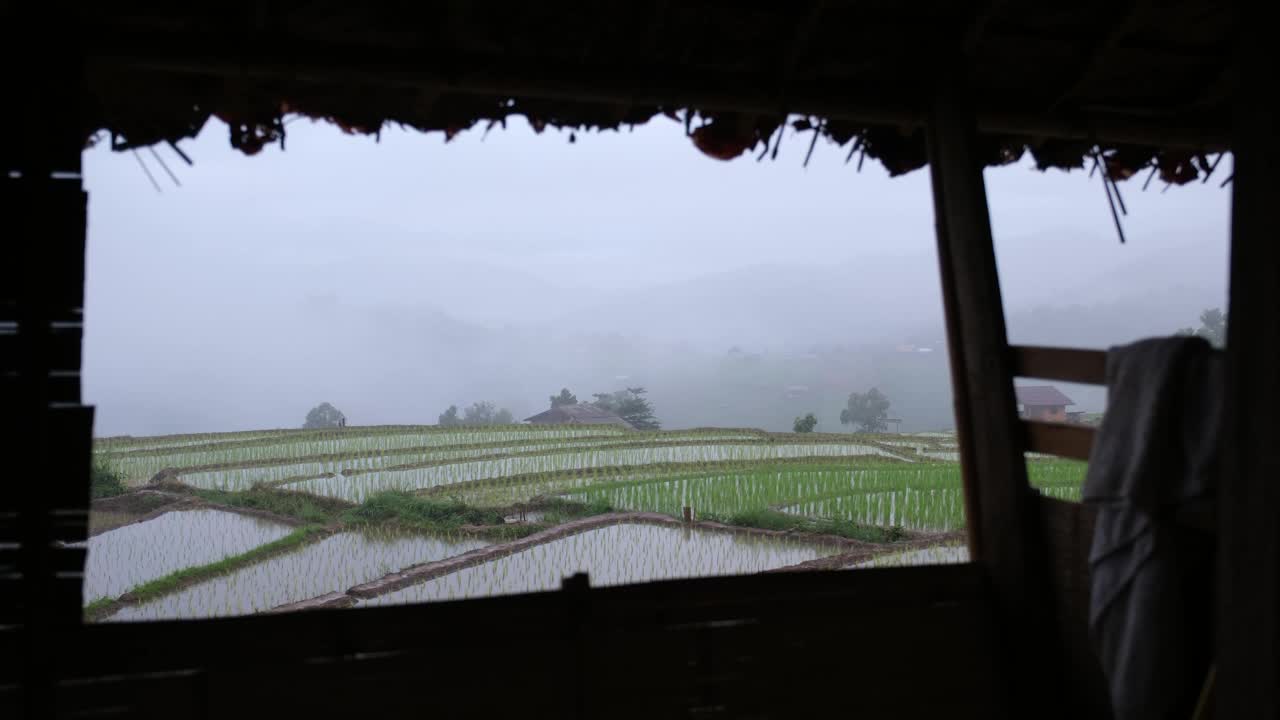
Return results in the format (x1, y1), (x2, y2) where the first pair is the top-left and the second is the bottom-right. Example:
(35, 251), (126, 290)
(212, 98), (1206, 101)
(793, 387), (892, 434)
(437, 401), (514, 427)
(298, 387), (660, 430)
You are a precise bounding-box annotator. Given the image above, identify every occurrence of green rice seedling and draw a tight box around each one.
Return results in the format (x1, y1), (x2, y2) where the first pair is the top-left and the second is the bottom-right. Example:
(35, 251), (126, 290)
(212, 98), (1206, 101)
(104, 427), (781, 488)
(282, 442), (902, 502)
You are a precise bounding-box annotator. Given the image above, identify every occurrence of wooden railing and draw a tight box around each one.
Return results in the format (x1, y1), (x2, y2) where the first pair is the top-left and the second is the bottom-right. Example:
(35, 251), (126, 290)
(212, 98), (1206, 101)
(1010, 345), (1105, 385)
(1009, 345), (1106, 461)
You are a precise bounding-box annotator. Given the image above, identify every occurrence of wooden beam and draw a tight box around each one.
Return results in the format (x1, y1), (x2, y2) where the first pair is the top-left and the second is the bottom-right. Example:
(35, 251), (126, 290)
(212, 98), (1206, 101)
(1011, 345), (1107, 385)
(927, 80), (1033, 574)
(1217, 17), (1280, 717)
(2, 37), (90, 719)
(927, 73), (1067, 718)
(1022, 419), (1094, 460)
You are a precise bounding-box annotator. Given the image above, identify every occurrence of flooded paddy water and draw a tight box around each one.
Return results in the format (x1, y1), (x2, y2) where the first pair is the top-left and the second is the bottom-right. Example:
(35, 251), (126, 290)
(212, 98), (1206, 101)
(106, 528), (488, 621)
(359, 522), (838, 607)
(284, 443), (901, 502)
(80, 509), (294, 602)
(85, 428), (1054, 623)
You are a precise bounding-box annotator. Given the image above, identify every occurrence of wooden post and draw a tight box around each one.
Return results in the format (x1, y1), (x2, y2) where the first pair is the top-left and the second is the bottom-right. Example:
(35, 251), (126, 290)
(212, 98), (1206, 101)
(2, 44), (91, 718)
(926, 82), (1038, 582)
(925, 77), (1065, 715)
(1217, 19), (1280, 716)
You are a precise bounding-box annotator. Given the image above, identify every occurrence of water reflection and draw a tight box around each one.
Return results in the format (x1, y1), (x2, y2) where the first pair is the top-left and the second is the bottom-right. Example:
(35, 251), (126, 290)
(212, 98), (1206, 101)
(109, 528), (487, 621)
(361, 522), (837, 607)
(79, 509), (292, 602)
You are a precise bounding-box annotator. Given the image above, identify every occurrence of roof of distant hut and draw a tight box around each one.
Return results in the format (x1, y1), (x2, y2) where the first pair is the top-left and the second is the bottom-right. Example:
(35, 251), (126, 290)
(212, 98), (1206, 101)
(1015, 385), (1076, 407)
(524, 404), (634, 428)
(63, 2), (1234, 185)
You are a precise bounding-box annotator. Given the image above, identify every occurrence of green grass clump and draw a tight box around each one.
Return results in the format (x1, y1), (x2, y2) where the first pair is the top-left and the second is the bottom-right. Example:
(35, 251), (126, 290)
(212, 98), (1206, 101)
(86, 525), (327, 621)
(534, 497), (615, 525)
(83, 596), (115, 616)
(191, 486), (348, 525)
(91, 459), (127, 499)
(126, 526), (325, 604)
(343, 491), (504, 532)
(473, 524), (549, 541)
(719, 508), (906, 544)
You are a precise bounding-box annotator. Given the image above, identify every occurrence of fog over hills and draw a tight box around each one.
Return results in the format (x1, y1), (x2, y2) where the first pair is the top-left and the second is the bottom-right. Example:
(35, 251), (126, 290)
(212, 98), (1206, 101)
(83, 118), (1229, 436)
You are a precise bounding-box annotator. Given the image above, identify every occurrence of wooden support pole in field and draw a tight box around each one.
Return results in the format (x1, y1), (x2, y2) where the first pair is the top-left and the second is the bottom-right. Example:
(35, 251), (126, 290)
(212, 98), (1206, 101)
(1217, 17), (1280, 716)
(925, 75), (1067, 717)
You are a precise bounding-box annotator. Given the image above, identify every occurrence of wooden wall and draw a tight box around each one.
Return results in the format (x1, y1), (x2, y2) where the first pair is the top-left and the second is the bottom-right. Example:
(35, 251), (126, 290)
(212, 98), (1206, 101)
(2, 565), (1011, 719)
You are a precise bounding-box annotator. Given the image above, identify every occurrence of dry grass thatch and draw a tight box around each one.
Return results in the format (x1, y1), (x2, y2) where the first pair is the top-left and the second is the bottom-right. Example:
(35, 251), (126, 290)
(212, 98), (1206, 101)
(66, 1), (1234, 184)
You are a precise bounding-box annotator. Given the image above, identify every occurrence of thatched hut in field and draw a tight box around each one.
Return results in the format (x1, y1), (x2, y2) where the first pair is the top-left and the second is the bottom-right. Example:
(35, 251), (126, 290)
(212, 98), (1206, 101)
(524, 404), (634, 429)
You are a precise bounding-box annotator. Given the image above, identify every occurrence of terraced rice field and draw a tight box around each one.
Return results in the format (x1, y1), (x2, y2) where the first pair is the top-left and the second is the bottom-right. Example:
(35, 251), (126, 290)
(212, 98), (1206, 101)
(358, 522), (838, 607)
(86, 424), (1087, 622)
(281, 442), (902, 502)
(106, 529), (488, 621)
(80, 509), (294, 601)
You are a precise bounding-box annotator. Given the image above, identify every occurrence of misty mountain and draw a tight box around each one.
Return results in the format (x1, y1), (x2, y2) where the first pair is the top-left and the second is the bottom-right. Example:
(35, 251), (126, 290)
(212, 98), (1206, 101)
(83, 118), (1229, 436)
(554, 257), (945, 351)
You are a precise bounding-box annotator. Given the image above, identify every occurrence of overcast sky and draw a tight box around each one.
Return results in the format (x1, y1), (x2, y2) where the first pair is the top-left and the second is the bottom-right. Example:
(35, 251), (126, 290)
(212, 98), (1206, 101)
(83, 117), (1231, 435)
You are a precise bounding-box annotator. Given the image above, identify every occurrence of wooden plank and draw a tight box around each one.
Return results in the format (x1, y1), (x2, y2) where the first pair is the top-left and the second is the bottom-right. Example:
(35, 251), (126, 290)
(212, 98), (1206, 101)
(0, 576), (82, 624)
(46, 405), (92, 512)
(0, 372), (81, 406)
(0, 325), (81, 373)
(582, 600), (1004, 719)
(1037, 497), (1113, 719)
(55, 564), (987, 678)
(1217, 21), (1280, 718)
(0, 179), (87, 315)
(1023, 419), (1095, 460)
(4, 50), (88, 719)
(926, 77), (1067, 717)
(0, 686), (17, 720)
(0, 509), (87, 539)
(1011, 345), (1107, 385)
(0, 546), (83, 574)
(55, 670), (207, 720)
(45, 565), (1005, 719)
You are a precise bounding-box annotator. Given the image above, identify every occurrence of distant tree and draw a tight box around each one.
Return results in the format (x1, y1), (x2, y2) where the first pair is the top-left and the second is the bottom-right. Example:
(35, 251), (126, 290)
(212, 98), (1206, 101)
(550, 388), (578, 408)
(457, 401), (516, 425)
(303, 402), (345, 429)
(793, 413), (818, 433)
(463, 401), (497, 424)
(437, 405), (461, 427)
(840, 388), (891, 433)
(592, 387), (660, 430)
(1177, 307), (1227, 348)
